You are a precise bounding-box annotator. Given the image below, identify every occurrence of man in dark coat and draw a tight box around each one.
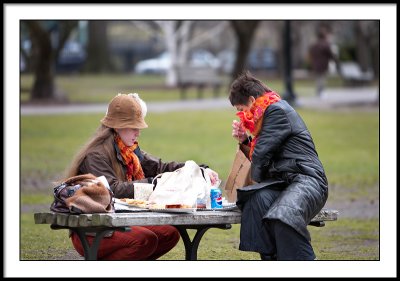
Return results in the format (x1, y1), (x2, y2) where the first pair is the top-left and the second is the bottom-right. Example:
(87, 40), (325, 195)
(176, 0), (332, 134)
(229, 71), (328, 260)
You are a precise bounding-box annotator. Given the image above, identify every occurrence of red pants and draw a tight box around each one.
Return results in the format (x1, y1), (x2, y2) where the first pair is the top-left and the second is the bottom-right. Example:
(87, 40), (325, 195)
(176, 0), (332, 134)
(71, 225), (180, 260)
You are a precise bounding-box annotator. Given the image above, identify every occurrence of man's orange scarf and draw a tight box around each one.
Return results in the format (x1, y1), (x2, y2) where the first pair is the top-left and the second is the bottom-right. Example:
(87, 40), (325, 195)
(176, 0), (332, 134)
(236, 91), (281, 160)
(114, 134), (145, 181)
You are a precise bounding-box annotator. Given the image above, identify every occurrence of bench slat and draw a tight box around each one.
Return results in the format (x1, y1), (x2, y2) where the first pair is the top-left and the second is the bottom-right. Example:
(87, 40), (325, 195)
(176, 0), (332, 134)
(177, 66), (221, 85)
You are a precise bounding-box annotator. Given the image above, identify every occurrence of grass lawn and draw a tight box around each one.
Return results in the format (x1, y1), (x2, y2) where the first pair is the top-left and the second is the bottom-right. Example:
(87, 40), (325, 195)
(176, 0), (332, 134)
(20, 107), (379, 261)
(20, 73), (349, 103)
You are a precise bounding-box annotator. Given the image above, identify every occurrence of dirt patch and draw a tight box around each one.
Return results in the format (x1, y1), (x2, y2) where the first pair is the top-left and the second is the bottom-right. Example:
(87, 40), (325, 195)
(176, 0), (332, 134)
(57, 250), (84, 261)
(323, 198), (379, 219)
(22, 204), (50, 213)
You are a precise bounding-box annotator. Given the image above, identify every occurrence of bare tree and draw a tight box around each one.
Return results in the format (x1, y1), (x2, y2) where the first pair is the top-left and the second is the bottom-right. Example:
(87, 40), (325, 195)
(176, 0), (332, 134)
(135, 20), (228, 87)
(23, 20), (77, 101)
(155, 21), (194, 86)
(230, 21), (260, 81)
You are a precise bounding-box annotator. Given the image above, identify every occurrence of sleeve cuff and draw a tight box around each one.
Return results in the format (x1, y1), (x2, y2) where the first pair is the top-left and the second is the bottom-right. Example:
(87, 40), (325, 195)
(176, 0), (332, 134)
(241, 136), (252, 145)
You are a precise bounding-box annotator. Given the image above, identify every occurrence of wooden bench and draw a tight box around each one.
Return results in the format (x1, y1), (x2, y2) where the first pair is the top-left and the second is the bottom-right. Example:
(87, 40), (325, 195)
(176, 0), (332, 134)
(339, 61), (374, 86)
(176, 65), (222, 100)
(34, 208), (338, 261)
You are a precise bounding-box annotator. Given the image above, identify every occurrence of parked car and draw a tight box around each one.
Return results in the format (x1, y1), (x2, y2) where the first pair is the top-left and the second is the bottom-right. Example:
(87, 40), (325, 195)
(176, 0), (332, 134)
(134, 49), (221, 74)
(189, 49), (220, 69)
(217, 49), (235, 74)
(247, 48), (277, 71)
(134, 52), (171, 74)
(216, 48), (278, 74)
(20, 39), (86, 73)
(56, 41), (87, 72)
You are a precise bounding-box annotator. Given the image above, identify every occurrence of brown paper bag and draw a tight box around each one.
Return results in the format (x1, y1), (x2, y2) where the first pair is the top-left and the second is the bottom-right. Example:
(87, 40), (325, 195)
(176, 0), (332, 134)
(223, 147), (252, 202)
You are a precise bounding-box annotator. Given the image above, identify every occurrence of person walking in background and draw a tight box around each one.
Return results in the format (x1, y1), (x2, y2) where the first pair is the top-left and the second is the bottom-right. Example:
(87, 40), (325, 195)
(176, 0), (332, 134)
(309, 25), (340, 97)
(65, 93), (218, 260)
(229, 71), (328, 260)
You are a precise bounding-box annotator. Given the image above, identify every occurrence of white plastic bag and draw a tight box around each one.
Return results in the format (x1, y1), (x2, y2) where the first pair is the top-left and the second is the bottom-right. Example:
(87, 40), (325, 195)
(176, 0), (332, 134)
(148, 160), (211, 208)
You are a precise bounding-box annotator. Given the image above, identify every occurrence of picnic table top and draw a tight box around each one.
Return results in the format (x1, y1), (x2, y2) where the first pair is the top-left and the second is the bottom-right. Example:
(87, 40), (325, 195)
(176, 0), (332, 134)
(34, 208), (338, 228)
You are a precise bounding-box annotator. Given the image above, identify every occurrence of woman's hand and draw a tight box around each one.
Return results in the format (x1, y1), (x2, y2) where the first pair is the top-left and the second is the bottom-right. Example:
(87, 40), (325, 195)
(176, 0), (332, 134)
(232, 120), (248, 143)
(205, 168), (220, 186)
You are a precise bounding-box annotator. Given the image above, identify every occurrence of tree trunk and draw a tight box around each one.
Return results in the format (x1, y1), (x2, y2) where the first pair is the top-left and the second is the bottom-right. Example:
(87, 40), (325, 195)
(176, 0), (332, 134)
(26, 21), (55, 100)
(84, 21), (113, 73)
(230, 21), (259, 81)
(355, 21), (379, 78)
(24, 21), (78, 102)
(162, 21), (179, 87)
(355, 21), (371, 73)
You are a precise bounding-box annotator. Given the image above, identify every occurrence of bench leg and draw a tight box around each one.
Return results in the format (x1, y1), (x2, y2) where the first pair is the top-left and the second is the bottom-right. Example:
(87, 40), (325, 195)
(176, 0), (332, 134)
(197, 85), (205, 99)
(213, 85), (220, 98)
(180, 86), (187, 100)
(175, 224), (232, 260)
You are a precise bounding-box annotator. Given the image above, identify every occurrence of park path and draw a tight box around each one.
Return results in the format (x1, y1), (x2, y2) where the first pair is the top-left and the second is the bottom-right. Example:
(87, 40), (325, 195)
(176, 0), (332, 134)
(21, 86), (378, 116)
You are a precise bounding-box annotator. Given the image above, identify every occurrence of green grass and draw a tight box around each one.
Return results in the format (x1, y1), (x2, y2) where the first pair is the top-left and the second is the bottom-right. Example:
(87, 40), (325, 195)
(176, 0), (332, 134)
(158, 218), (379, 260)
(21, 73), (233, 103)
(20, 73), (349, 103)
(21, 213), (72, 260)
(25, 216), (379, 261)
(20, 107), (379, 260)
(309, 218), (379, 260)
(297, 109), (379, 201)
(20, 109), (379, 196)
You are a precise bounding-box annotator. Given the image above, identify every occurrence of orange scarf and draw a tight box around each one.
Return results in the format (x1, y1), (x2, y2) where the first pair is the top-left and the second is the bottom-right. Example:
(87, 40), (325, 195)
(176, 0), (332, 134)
(114, 134), (145, 181)
(236, 91), (281, 160)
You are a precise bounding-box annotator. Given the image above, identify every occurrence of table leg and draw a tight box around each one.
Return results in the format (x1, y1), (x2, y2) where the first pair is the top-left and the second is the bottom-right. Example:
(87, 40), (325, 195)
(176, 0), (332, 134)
(51, 225), (131, 261)
(175, 224), (232, 261)
(74, 229), (112, 261)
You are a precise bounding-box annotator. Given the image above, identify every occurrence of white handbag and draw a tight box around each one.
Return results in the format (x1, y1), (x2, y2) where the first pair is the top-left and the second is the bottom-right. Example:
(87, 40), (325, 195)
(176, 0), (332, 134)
(148, 160), (212, 208)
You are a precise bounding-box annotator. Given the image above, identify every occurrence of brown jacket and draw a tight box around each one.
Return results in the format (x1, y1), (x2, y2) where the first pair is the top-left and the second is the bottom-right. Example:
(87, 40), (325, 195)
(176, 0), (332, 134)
(78, 144), (185, 198)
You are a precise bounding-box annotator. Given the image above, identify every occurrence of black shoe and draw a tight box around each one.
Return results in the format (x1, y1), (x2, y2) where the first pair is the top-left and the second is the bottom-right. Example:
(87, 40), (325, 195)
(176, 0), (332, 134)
(259, 253), (277, 261)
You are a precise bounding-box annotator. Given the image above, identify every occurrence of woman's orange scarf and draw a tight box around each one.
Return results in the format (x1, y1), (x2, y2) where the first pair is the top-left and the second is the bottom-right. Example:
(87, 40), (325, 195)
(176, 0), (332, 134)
(236, 91), (281, 160)
(114, 134), (145, 181)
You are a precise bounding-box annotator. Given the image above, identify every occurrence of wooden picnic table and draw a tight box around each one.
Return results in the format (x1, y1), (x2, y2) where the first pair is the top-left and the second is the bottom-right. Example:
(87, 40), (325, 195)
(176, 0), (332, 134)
(34, 208), (338, 261)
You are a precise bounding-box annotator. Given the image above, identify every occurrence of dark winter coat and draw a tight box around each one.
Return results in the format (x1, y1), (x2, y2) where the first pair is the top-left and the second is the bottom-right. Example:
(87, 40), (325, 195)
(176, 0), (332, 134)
(236, 99), (328, 243)
(309, 39), (335, 74)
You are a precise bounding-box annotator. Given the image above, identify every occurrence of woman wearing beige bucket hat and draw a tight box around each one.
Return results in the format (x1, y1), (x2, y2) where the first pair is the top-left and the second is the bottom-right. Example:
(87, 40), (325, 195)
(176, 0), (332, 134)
(65, 93), (219, 260)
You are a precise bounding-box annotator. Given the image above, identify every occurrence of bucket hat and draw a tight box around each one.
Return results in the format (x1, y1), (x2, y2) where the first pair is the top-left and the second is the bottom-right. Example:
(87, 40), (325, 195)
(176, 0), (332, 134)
(101, 94), (148, 129)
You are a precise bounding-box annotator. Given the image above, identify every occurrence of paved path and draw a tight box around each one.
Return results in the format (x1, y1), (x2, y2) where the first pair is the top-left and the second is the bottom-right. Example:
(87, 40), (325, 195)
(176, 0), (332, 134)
(20, 86), (378, 116)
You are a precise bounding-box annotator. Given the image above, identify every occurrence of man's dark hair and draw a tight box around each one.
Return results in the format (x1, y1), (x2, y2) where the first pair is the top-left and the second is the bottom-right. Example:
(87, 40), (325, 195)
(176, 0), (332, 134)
(229, 70), (272, 106)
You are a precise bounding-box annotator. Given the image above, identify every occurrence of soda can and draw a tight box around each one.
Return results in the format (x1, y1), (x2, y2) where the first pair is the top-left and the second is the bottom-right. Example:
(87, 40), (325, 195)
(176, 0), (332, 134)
(210, 188), (223, 209)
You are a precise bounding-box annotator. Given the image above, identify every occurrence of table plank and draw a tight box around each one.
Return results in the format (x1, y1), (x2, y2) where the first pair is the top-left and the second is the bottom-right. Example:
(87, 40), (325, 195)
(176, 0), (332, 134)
(95, 210), (242, 227)
(34, 209), (338, 228)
